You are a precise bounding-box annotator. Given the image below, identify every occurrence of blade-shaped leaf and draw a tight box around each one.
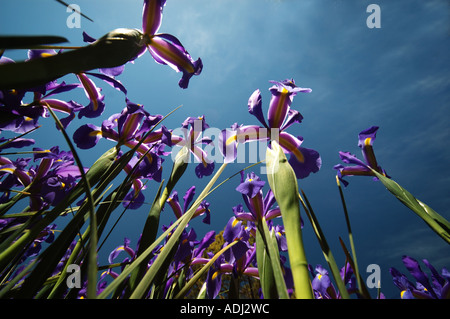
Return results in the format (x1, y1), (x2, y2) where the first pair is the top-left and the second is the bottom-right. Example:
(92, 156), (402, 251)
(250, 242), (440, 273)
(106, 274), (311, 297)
(371, 169), (450, 244)
(98, 163), (228, 299)
(259, 220), (290, 299)
(0, 35), (68, 49)
(255, 226), (278, 299)
(299, 190), (350, 299)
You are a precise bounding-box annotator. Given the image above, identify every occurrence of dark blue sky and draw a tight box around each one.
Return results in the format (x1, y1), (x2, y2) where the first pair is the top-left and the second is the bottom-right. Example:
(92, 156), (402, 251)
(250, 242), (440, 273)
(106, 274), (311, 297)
(1, 0), (449, 298)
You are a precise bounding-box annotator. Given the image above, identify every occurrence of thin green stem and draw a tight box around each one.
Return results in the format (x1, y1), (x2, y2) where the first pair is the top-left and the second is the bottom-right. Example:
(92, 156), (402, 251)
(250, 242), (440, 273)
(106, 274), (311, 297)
(336, 176), (369, 299)
(46, 104), (97, 299)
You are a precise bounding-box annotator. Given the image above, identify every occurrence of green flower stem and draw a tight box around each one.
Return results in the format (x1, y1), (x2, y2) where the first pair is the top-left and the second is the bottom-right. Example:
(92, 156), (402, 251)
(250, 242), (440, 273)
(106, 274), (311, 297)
(265, 140), (313, 299)
(336, 176), (367, 298)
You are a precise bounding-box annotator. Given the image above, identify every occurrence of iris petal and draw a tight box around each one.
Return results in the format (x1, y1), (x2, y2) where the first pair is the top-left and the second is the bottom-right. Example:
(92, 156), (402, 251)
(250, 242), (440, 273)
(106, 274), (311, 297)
(142, 0), (166, 36)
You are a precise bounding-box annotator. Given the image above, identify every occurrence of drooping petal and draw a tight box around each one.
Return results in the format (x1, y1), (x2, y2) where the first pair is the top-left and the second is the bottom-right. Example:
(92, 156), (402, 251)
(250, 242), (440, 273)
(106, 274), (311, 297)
(288, 145), (322, 179)
(195, 161), (214, 178)
(278, 132), (303, 160)
(73, 124), (102, 149)
(123, 187), (145, 209)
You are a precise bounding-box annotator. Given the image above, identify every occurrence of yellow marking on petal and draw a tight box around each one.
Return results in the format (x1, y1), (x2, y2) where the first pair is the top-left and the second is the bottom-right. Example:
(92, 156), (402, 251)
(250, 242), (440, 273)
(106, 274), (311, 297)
(0, 167), (15, 174)
(248, 178), (253, 182)
(226, 134), (237, 146)
(291, 148), (305, 163)
(232, 218), (239, 227)
(77, 73), (99, 111)
(364, 137), (372, 146)
(271, 92), (288, 128)
(24, 116), (33, 122)
(211, 271), (220, 281)
(40, 53), (54, 58)
(318, 274), (323, 280)
(400, 290), (406, 299)
(150, 39), (195, 74)
(88, 130), (102, 137)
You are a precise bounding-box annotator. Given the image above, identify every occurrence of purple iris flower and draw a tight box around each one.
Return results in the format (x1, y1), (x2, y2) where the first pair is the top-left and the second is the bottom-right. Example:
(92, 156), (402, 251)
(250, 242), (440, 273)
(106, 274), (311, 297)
(74, 102), (171, 210)
(233, 171), (281, 225)
(1, 49), (124, 130)
(33, 77), (83, 129)
(171, 116), (215, 178)
(390, 256), (449, 299)
(28, 146), (84, 210)
(0, 156), (32, 190)
(74, 99), (170, 159)
(308, 262), (360, 299)
(28, 47), (127, 120)
(311, 265), (331, 298)
(20, 224), (57, 262)
(166, 186), (211, 224)
(334, 126), (388, 186)
(172, 229), (216, 270)
(108, 237), (137, 265)
(0, 145), (84, 210)
(142, 0), (202, 88)
(205, 217), (258, 299)
(0, 83), (46, 133)
(219, 79), (321, 179)
(121, 152), (163, 210)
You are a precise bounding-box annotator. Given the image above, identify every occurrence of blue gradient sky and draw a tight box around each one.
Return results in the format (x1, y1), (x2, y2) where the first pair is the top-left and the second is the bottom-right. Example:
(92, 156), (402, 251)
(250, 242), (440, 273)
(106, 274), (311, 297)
(1, 0), (449, 298)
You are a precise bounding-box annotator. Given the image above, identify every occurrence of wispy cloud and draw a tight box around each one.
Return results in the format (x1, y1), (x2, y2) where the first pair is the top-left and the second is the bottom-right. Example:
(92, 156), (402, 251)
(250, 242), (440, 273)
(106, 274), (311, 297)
(371, 224), (450, 268)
